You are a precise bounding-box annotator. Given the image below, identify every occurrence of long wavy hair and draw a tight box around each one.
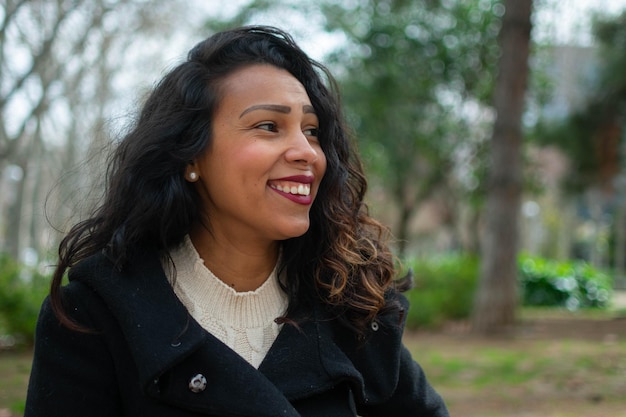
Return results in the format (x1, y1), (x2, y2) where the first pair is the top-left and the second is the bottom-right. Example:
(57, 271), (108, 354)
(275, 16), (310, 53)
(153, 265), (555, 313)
(51, 26), (401, 337)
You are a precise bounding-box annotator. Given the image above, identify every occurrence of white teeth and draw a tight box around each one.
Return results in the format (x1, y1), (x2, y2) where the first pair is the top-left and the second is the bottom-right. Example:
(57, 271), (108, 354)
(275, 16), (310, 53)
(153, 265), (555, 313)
(297, 184), (311, 196)
(271, 183), (310, 196)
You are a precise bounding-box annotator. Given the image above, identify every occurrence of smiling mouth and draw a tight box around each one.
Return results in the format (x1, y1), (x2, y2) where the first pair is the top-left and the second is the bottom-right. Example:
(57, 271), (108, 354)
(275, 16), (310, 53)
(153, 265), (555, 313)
(269, 181), (311, 196)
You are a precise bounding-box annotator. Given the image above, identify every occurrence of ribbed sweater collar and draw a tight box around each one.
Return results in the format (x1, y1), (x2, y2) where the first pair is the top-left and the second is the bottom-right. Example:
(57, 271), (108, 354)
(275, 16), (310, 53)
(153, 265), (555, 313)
(166, 235), (288, 329)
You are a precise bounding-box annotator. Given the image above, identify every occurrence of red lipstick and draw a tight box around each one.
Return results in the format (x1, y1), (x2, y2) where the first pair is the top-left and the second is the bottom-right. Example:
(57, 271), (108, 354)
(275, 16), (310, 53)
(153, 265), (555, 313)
(273, 175), (314, 183)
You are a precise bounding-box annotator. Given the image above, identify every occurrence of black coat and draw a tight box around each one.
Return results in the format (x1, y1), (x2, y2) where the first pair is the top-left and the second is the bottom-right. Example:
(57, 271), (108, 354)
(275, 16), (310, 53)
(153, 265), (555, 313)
(25, 248), (449, 417)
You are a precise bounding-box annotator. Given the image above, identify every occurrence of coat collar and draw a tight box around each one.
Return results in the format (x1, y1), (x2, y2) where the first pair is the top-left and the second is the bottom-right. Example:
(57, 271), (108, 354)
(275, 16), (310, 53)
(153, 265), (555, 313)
(70, 249), (205, 383)
(69, 248), (402, 415)
(70, 249), (301, 416)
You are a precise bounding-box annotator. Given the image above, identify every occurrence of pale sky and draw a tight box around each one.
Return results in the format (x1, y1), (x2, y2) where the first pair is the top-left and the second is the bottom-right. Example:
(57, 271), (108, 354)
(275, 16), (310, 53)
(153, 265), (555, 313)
(535, 0), (626, 45)
(185, 1), (626, 59)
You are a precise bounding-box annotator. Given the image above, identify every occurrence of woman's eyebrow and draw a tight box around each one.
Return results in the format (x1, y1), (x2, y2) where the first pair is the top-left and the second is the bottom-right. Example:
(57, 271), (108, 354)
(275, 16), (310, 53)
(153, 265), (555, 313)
(240, 104), (290, 118)
(239, 104), (317, 118)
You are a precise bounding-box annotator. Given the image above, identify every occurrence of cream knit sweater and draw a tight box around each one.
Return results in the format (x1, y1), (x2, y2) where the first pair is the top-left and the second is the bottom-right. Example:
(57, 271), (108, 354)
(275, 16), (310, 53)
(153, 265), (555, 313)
(163, 236), (288, 368)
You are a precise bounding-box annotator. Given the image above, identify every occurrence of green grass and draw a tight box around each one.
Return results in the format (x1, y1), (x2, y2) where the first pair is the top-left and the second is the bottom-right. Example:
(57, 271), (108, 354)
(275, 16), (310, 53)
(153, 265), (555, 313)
(520, 306), (624, 320)
(0, 349), (31, 417)
(405, 333), (626, 416)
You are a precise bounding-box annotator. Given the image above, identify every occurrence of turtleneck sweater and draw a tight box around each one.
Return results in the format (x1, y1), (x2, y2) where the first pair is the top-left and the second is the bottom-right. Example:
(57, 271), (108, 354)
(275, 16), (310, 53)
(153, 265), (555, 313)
(163, 236), (289, 368)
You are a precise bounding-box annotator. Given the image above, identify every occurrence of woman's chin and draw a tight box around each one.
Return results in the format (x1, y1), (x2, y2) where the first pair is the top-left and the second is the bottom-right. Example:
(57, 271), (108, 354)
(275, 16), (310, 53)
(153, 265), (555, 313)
(277, 222), (310, 240)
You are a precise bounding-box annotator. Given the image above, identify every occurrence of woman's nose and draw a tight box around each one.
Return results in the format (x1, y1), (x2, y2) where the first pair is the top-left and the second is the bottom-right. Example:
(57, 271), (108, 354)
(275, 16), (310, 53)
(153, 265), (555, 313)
(285, 130), (319, 165)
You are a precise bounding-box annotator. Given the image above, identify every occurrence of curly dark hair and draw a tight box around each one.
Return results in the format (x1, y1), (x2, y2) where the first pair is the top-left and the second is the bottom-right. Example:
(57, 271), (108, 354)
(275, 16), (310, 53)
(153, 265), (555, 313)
(50, 25), (400, 338)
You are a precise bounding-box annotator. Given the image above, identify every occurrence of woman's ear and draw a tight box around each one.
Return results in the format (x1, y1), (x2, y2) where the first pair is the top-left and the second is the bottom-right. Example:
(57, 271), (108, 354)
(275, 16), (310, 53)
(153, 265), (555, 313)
(185, 162), (199, 182)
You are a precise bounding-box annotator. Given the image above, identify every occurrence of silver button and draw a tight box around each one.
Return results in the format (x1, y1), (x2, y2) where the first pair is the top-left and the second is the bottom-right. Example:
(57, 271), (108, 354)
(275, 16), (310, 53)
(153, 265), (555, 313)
(371, 321), (379, 331)
(189, 374), (207, 393)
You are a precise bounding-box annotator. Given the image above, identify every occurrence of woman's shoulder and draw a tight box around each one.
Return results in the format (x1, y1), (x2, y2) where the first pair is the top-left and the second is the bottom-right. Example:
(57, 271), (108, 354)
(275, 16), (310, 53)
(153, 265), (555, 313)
(383, 287), (410, 320)
(68, 250), (114, 281)
(67, 246), (163, 285)
(60, 245), (195, 343)
(313, 287), (411, 404)
(63, 246), (175, 322)
(366, 287), (410, 335)
(316, 287), (409, 344)
(316, 287), (410, 358)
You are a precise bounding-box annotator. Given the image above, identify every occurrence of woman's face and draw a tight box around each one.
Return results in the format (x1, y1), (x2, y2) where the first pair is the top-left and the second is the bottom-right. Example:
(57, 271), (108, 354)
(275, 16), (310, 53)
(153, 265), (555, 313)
(189, 64), (327, 244)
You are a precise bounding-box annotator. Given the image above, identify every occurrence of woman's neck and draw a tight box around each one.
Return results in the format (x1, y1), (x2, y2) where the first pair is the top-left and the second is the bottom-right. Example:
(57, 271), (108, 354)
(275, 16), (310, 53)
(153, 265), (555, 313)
(188, 228), (279, 292)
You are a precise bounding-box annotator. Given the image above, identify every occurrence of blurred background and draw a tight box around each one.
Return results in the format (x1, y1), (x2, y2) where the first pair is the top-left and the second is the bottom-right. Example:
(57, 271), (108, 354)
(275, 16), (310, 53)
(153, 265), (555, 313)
(1, 0), (625, 416)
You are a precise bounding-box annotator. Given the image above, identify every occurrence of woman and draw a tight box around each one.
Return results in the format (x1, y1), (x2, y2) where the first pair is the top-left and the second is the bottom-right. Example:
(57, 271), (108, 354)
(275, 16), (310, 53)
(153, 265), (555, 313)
(25, 26), (449, 416)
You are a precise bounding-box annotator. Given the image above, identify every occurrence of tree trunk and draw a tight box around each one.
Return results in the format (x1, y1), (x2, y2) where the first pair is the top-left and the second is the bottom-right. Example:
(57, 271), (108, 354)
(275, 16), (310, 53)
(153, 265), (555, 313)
(396, 200), (412, 258)
(615, 196), (626, 289)
(471, 0), (533, 334)
(5, 162), (26, 259)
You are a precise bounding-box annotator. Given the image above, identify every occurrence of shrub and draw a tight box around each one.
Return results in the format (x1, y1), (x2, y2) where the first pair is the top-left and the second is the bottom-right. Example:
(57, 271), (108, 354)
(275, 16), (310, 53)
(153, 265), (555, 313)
(401, 253), (613, 330)
(402, 254), (479, 329)
(519, 255), (612, 310)
(0, 255), (50, 347)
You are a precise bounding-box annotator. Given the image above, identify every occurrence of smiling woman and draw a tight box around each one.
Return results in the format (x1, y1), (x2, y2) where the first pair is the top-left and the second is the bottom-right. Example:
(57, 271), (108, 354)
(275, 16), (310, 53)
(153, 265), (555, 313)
(187, 64), (326, 268)
(24, 26), (449, 417)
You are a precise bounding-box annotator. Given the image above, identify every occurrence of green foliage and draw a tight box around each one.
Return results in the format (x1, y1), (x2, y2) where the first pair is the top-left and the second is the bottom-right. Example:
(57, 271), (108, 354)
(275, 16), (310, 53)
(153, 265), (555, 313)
(324, 1), (505, 256)
(0, 255), (49, 346)
(326, 0), (503, 192)
(519, 255), (612, 310)
(402, 254), (479, 328)
(402, 253), (613, 329)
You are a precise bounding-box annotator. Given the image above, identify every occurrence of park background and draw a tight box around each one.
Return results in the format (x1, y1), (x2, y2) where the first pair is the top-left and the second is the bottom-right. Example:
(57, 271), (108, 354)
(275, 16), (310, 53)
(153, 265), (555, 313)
(1, 0), (625, 416)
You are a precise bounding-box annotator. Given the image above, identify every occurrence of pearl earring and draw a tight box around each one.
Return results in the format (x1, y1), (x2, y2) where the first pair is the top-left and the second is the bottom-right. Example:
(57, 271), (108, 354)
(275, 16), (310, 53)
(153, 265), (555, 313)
(188, 172), (197, 181)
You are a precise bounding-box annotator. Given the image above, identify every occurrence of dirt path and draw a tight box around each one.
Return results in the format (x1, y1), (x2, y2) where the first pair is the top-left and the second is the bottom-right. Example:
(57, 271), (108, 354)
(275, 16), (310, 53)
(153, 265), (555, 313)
(613, 290), (626, 310)
(519, 316), (626, 341)
(405, 309), (626, 417)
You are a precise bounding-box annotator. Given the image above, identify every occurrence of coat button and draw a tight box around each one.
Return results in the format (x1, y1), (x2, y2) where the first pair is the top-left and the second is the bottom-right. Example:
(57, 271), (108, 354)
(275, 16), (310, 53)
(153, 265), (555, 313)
(188, 374), (207, 393)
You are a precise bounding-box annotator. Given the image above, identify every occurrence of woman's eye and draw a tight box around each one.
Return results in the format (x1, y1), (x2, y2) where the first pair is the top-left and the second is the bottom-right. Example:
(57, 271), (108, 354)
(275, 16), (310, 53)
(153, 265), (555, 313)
(256, 122), (277, 132)
(303, 127), (319, 137)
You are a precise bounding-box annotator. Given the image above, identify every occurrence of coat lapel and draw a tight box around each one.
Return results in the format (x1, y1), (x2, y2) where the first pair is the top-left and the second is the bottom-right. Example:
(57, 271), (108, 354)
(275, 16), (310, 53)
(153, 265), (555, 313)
(260, 301), (404, 406)
(71, 250), (303, 416)
(70, 249), (376, 416)
(156, 331), (302, 416)
(258, 306), (365, 403)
